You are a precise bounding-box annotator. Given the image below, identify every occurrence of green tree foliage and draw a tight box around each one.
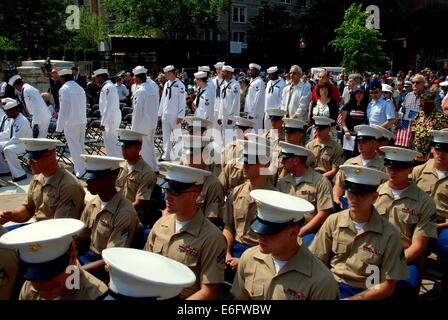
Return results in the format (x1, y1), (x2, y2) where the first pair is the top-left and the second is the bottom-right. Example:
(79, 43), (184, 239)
(104, 0), (224, 40)
(66, 7), (107, 59)
(329, 3), (388, 72)
(0, 0), (70, 58)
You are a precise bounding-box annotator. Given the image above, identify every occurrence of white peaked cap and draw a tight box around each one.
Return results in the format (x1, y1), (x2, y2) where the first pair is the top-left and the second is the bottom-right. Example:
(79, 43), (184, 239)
(340, 165), (388, 186)
(370, 124), (396, 140)
(354, 125), (382, 139)
(20, 138), (64, 151)
(250, 189), (314, 223)
(80, 154), (124, 171)
(0, 218), (84, 264)
(380, 146), (422, 162)
(158, 162), (211, 185)
(103, 248), (196, 299)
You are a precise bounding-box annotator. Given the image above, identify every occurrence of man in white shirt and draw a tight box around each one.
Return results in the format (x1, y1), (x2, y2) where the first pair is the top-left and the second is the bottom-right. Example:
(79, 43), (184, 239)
(192, 71), (214, 122)
(0, 99), (32, 182)
(158, 65), (186, 161)
(218, 65), (240, 132)
(281, 65), (311, 124)
(9, 75), (51, 138)
(131, 66), (160, 172)
(56, 69), (87, 177)
(264, 66), (286, 130)
(244, 63), (265, 131)
(94, 69), (122, 157)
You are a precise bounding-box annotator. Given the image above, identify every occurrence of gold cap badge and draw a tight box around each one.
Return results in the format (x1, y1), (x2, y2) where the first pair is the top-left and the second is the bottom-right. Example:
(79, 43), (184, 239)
(29, 244), (42, 252)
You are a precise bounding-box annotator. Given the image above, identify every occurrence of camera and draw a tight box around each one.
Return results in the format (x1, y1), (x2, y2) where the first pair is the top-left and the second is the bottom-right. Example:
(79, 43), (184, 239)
(41, 57), (53, 75)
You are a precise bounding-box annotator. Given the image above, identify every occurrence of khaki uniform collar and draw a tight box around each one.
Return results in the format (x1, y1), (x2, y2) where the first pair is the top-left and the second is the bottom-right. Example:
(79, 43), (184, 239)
(171, 208), (205, 237)
(422, 159), (438, 177)
(338, 208), (384, 235)
(37, 167), (66, 187)
(282, 167), (314, 185)
(93, 192), (122, 215)
(377, 182), (420, 201)
(253, 245), (312, 277)
(121, 158), (145, 173)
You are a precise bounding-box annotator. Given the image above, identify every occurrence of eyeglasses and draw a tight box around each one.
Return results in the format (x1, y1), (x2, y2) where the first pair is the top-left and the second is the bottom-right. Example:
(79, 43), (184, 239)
(163, 188), (195, 197)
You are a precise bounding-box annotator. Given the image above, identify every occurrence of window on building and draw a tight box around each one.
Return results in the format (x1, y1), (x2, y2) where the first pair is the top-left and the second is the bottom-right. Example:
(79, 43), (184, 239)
(233, 6), (247, 23)
(232, 31), (246, 43)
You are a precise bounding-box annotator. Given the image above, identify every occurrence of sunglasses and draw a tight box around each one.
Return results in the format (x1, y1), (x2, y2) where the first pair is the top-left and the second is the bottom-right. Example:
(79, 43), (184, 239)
(163, 188), (196, 197)
(412, 81), (423, 84)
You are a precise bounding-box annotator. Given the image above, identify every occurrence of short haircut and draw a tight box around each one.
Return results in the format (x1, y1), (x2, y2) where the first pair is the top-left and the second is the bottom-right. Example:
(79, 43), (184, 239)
(349, 73), (362, 85)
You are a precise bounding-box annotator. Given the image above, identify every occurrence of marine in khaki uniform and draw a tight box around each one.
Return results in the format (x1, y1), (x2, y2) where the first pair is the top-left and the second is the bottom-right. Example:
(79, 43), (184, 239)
(0, 219), (107, 300)
(371, 124), (395, 162)
(115, 129), (157, 227)
(144, 162), (226, 300)
(0, 226), (18, 300)
(180, 135), (225, 227)
(101, 248), (196, 300)
(411, 129), (448, 296)
(216, 116), (255, 185)
(310, 165), (408, 300)
(333, 125), (385, 210)
(0, 139), (85, 226)
(272, 117), (308, 183)
(231, 189), (339, 300)
(263, 108), (287, 143)
(306, 116), (344, 180)
(77, 155), (139, 276)
(223, 139), (277, 270)
(374, 146), (437, 299)
(277, 142), (333, 246)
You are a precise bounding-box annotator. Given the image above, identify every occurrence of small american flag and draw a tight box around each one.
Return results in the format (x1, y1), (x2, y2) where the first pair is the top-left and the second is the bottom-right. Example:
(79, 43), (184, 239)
(395, 119), (412, 147)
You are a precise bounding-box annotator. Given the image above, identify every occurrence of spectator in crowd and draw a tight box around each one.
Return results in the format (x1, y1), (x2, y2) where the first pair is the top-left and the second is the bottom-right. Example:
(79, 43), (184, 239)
(115, 77), (129, 104)
(72, 66), (87, 89)
(411, 92), (448, 163)
(340, 86), (369, 159)
(396, 81), (407, 110)
(49, 68), (62, 112)
(367, 80), (395, 129)
(309, 80), (339, 139)
(341, 73), (362, 106)
(85, 74), (100, 106)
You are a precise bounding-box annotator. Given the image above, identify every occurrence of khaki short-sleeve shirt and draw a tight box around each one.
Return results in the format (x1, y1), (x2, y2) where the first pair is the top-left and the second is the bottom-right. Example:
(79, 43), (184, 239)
(116, 158), (156, 202)
(306, 138), (344, 174)
(310, 208), (408, 289)
(22, 167), (86, 221)
(223, 181), (277, 247)
(80, 193), (139, 255)
(197, 174), (225, 219)
(218, 159), (245, 193)
(144, 209), (226, 299)
(231, 245), (339, 300)
(277, 168), (333, 222)
(374, 182), (437, 248)
(411, 159), (448, 222)
(19, 268), (107, 300)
